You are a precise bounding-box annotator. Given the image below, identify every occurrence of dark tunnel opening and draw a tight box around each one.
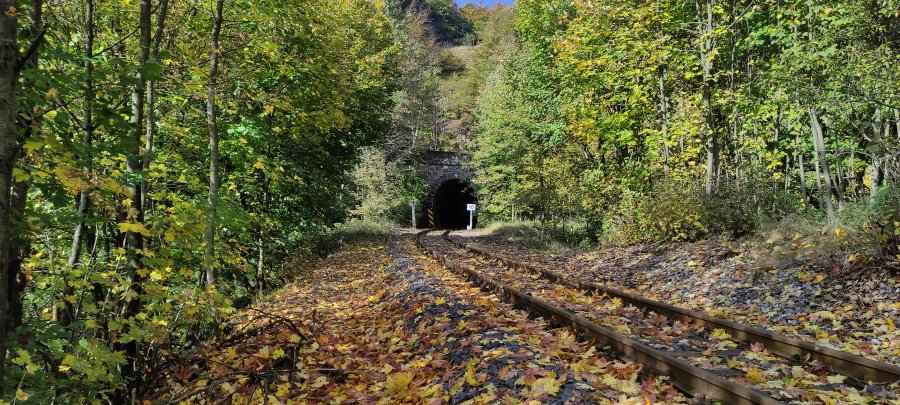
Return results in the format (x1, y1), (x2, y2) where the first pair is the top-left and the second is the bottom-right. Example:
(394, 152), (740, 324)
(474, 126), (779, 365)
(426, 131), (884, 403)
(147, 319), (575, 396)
(433, 179), (478, 229)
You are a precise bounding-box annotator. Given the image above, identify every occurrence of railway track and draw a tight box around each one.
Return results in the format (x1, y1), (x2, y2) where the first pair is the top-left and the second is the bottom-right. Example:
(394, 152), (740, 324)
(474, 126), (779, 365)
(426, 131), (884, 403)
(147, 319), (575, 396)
(415, 230), (900, 404)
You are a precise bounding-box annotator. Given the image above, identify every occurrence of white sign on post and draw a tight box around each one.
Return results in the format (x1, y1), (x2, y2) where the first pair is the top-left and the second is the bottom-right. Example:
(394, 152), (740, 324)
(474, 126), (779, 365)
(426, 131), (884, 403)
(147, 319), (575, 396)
(467, 204), (477, 211)
(466, 204), (476, 230)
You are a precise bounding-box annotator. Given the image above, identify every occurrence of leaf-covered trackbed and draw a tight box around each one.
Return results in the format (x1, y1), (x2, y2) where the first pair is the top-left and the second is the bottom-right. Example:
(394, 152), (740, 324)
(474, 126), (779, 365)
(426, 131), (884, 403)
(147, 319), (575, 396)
(422, 232), (900, 404)
(463, 234), (900, 367)
(145, 236), (684, 404)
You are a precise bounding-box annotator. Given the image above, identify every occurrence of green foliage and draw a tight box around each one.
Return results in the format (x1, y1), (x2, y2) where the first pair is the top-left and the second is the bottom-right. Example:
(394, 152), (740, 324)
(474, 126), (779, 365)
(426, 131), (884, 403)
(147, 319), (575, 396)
(3, 0), (398, 401)
(350, 147), (426, 224)
(397, 0), (472, 44)
(468, 0), (900, 245)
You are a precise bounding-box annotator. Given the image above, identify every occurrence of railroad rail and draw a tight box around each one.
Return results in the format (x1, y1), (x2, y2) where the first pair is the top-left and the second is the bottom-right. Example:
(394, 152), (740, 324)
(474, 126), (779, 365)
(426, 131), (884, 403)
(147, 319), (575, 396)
(440, 232), (900, 385)
(415, 230), (900, 404)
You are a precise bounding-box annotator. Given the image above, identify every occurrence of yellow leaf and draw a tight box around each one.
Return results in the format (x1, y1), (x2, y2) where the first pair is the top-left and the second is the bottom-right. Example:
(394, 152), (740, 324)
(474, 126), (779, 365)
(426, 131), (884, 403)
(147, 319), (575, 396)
(385, 371), (415, 394)
(435, 297), (446, 305)
(312, 376), (328, 388)
(118, 222), (151, 237)
(814, 310), (837, 320)
(533, 376), (561, 395)
(711, 328), (731, 340)
(12, 168), (29, 182)
(746, 367), (765, 384)
(22, 140), (42, 152)
(253, 160), (265, 170)
(16, 389), (29, 401)
(62, 354), (77, 366)
(826, 375), (846, 384)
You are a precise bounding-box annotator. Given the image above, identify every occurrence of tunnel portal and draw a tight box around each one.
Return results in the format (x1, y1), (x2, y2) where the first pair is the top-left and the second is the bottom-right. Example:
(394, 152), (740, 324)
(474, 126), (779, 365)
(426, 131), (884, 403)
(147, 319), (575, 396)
(433, 179), (478, 229)
(422, 151), (477, 229)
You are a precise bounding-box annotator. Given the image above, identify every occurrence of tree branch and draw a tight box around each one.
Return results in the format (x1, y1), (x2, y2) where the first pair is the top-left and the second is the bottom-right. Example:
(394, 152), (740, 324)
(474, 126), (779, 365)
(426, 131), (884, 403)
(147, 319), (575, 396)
(17, 29), (47, 72)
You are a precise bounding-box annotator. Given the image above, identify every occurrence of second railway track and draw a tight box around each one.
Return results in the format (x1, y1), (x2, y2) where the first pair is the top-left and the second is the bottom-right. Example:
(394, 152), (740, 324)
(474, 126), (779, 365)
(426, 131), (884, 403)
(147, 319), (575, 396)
(416, 230), (900, 404)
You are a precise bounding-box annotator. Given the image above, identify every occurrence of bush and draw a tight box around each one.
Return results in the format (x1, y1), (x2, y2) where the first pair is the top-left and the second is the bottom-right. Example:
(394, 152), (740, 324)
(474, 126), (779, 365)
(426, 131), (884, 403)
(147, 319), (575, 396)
(701, 180), (798, 239)
(602, 181), (706, 244)
(602, 177), (797, 244)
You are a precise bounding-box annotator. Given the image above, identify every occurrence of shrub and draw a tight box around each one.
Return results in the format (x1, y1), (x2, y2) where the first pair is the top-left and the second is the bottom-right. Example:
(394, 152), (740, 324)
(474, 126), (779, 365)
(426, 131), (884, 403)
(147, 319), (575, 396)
(601, 177), (796, 244)
(602, 181), (706, 244)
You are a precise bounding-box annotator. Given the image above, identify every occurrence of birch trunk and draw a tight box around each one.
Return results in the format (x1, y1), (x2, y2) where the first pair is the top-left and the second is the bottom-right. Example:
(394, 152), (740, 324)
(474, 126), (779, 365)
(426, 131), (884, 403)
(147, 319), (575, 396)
(809, 108), (834, 220)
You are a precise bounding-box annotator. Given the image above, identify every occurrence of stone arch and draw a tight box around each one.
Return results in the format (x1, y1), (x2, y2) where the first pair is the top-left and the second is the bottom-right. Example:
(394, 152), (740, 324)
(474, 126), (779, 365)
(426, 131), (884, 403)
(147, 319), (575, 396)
(424, 168), (470, 209)
(419, 151), (477, 228)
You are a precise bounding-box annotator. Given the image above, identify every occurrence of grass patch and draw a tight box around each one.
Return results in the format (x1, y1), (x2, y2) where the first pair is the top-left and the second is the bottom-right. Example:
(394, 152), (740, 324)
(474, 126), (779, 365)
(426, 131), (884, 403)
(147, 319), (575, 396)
(482, 220), (594, 252)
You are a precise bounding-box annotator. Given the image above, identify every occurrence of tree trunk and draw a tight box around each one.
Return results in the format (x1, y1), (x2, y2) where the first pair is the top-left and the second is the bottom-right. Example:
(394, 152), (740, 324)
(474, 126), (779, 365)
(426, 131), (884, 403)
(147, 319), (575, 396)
(833, 130), (845, 202)
(257, 232), (265, 297)
(797, 136), (809, 210)
(813, 147), (824, 210)
(120, 0), (151, 395)
(870, 109), (883, 200)
(657, 65), (671, 173)
(61, 0), (94, 328)
(141, 0), (169, 213)
(697, 0), (718, 195)
(203, 0), (224, 287)
(809, 108), (834, 220)
(0, 0), (21, 396)
(7, 0), (42, 334)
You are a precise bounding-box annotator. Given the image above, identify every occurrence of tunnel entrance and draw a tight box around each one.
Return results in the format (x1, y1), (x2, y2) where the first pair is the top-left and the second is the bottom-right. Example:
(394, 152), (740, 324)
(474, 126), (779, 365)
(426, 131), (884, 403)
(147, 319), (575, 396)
(433, 179), (478, 229)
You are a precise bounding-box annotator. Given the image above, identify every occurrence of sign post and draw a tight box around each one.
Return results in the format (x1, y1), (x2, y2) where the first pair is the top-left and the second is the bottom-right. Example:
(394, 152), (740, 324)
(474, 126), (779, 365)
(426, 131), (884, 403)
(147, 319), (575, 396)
(410, 200), (417, 229)
(466, 204), (476, 230)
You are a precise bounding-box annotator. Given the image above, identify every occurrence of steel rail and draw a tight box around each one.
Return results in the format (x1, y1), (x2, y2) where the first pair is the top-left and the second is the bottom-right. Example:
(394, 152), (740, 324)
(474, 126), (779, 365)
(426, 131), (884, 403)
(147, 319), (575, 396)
(416, 230), (783, 405)
(442, 232), (900, 385)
